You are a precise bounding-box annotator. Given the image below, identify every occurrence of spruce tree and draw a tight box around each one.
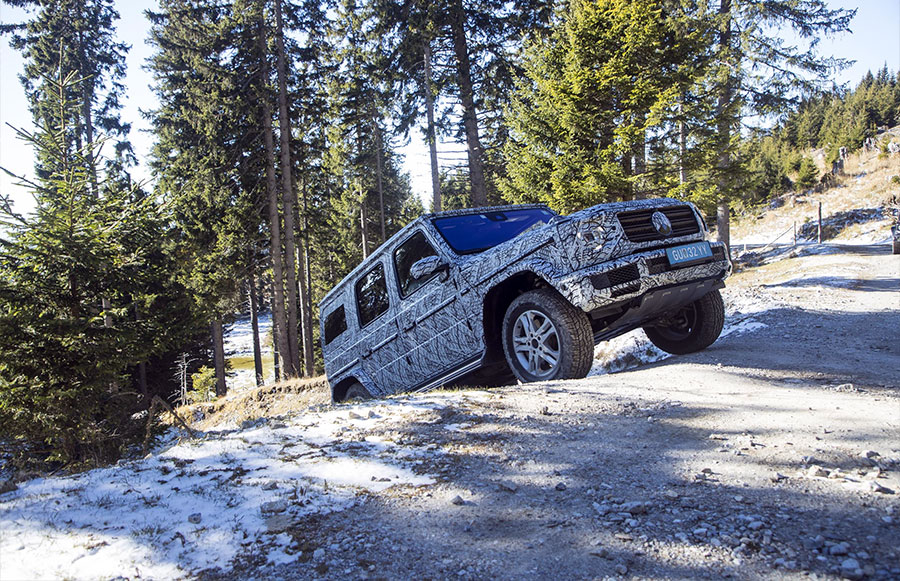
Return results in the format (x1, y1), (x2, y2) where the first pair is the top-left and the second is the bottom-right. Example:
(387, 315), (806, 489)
(710, 0), (854, 250)
(1, 0), (133, 184)
(0, 69), (188, 467)
(501, 0), (713, 212)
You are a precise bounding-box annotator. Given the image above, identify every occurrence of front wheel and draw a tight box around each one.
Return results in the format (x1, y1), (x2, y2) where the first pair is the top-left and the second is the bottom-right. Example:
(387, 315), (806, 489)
(643, 289), (725, 355)
(502, 289), (594, 383)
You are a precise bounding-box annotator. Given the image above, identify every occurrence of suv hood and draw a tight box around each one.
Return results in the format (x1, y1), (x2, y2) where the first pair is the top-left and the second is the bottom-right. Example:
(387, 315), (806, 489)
(463, 198), (704, 274)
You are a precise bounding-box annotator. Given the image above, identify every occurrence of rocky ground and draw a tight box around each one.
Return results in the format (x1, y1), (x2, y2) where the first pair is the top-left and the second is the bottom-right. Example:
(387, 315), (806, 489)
(197, 243), (898, 581)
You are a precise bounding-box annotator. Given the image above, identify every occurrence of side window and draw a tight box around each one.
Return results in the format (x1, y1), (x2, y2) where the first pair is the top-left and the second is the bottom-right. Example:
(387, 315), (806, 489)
(355, 263), (390, 327)
(393, 231), (439, 297)
(323, 305), (347, 345)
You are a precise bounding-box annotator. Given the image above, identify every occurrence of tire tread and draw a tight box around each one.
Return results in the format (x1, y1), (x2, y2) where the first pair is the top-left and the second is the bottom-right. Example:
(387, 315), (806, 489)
(644, 289), (725, 355)
(502, 289), (593, 382)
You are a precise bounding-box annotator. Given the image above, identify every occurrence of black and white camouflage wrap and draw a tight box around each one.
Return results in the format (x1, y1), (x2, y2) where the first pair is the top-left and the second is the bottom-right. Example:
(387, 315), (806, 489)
(320, 198), (732, 399)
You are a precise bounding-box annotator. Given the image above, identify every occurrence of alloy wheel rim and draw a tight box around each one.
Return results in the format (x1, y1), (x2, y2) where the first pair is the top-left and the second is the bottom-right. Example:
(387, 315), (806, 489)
(512, 309), (560, 378)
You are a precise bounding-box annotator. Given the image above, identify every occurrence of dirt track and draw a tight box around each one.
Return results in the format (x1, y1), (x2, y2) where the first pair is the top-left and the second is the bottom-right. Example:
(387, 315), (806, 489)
(219, 243), (900, 581)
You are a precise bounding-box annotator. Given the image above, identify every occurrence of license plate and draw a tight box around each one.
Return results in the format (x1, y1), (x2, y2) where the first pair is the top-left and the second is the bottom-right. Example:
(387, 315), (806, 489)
(666, 241), (713, 266)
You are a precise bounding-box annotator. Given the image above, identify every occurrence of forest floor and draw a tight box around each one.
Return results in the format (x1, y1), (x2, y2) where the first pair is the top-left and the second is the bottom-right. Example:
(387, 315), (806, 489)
(0, 154), (898, 580)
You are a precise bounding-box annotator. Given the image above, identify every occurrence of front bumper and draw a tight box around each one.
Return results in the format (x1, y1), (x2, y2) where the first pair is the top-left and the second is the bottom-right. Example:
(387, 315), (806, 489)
(555, 241), (732, 313)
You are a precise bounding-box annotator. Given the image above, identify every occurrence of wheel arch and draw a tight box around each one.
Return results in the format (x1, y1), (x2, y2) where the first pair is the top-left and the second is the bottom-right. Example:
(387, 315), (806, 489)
(332, 376), (362, 403)
(482, 271), (554, 366)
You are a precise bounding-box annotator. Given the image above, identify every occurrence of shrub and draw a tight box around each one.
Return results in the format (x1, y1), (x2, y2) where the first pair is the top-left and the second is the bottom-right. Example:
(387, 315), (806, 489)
(795, 157), (819, 191)
(186, 366), (216, 404)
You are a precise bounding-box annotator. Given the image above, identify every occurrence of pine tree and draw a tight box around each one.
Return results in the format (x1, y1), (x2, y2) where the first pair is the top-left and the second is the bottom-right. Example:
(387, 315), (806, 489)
(501, 0), (713, 212)
(710, 0), (854, 250)
(1, 0), (133, 184)
(0, 69), (188, 467)
(147, 0), (264, 395)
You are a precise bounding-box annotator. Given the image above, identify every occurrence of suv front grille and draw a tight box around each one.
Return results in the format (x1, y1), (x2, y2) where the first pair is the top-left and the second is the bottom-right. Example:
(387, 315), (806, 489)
(617, 205), (700, 243)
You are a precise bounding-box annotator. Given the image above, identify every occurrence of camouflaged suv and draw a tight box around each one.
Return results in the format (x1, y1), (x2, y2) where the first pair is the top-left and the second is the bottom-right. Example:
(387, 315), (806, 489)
(319, 199), (732, 401)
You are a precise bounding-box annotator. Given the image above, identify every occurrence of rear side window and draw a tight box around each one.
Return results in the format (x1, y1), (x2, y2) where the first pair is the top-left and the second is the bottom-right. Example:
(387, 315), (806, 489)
(355, 263), (390, 327)
(323, 305), (347, 345)
(394, 231), (439, 297)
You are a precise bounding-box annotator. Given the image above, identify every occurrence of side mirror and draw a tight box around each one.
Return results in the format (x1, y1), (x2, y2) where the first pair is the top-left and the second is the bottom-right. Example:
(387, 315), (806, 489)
(409, 255), (446, 280)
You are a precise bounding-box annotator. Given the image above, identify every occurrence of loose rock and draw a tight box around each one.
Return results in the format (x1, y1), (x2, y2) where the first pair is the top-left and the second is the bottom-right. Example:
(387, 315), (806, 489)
(808, 465), (829, 478)
(620, 501), (648, 515)
(265, 514), (294, 533)
(261, 500), (289, 514)
(869, 481), (895, 494)
(498, 482), (518, 493)
(829, 543), (849, 556)
(841, 558), (863, 580)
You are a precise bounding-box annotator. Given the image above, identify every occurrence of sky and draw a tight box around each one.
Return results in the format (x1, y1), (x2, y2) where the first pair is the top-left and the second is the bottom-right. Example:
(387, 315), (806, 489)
(1, 0), (899, 217)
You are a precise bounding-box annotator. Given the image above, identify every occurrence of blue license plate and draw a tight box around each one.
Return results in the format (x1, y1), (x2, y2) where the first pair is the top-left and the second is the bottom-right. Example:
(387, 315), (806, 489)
(666, 241), (713, 266)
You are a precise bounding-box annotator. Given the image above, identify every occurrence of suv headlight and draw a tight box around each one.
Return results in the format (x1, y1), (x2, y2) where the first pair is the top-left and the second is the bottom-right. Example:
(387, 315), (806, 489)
(577, 220), (607, 244)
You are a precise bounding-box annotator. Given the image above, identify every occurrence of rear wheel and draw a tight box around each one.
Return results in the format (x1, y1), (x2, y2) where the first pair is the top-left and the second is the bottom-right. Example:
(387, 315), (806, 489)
(344, 382), (372, 402)
(643, 289), (725, 355)
(502, 289), (593, 383)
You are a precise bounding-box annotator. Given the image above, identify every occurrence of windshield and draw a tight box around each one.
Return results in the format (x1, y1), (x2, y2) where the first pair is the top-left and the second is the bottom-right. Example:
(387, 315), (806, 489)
(432, 208), (557, 254)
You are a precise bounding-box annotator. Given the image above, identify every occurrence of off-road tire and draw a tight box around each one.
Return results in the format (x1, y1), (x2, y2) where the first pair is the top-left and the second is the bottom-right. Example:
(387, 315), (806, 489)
(344, 382), (372, 402)
(644, 289), (725, 355)
(502, 289), (593, 383)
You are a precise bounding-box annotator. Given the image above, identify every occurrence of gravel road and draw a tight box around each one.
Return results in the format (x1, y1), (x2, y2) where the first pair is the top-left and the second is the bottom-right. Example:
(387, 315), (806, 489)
(218, 244), (899, 581)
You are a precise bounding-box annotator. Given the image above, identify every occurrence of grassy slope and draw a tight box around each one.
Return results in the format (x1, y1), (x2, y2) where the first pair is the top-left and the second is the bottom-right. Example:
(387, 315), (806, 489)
(730, 145), (900, 245)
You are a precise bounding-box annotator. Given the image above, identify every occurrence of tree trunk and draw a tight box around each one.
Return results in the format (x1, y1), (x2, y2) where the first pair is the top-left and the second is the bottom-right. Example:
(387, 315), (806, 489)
(102, 297), (112, 328)
(258, 10), (291, 376)
(679, 102), (687, 185)
(274, 0), (300, 377)
(135, 303), (148, 397)
(716, 0), (734, 254)
(373, 112), (386, 242)
(212, 318), (227, 398)
(300, 177), (315, 376)
(271, 292), (281, 382)
(449, 0), (488, 207)
(360, 186), (370, 259)
(632, 120), (646, 199)
(424, 40), (441, 212)
(77, 28), (98, 197)
(249, 276), (264, 387)
(621, 151), (632, 201)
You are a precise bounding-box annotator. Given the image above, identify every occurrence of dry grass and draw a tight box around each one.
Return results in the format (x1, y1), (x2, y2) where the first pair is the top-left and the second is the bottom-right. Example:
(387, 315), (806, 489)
(731, 147), (900, 244)
(169, 375), (332, 431)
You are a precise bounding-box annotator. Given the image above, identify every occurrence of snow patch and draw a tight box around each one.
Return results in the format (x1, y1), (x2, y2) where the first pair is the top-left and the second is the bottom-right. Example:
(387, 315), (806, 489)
(224, 312), (272, 357)
(0, 405), (437, 580)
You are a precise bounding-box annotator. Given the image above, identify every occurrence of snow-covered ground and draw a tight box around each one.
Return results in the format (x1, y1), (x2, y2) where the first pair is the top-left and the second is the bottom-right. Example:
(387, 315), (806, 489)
(0, 400), (446, 580)
(223, 312), (274, 393)
(3, 182), (894, 579)
(224, 311), (272, 357)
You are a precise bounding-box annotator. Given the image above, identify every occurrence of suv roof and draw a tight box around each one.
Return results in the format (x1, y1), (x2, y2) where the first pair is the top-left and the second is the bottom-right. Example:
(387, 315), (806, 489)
(318, 203), (554, 308)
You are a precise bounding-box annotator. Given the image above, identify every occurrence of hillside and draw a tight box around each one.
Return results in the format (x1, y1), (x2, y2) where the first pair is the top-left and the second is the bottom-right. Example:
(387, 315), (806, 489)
(730, 138), (900, 246)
